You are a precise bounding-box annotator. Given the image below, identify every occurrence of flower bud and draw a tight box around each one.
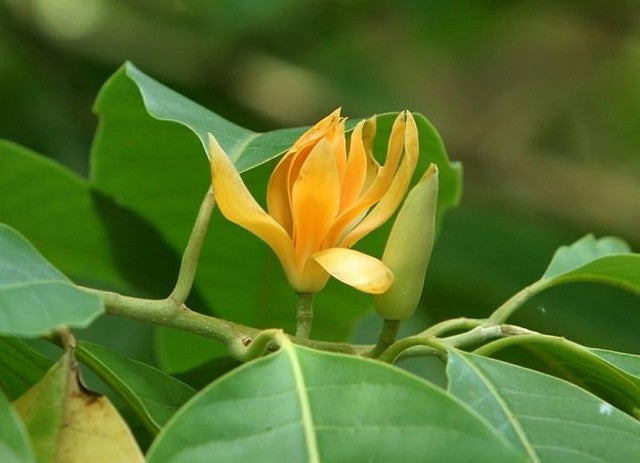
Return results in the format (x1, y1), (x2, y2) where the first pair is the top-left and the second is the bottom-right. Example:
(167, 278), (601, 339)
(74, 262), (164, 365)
(374, 164), (438, 320)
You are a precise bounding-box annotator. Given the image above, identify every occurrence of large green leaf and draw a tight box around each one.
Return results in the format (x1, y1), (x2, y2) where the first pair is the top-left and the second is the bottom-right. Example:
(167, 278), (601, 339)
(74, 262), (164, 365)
(146, 342), (524, 462)
(0, 337), (53, 400)
(474, 335), (640, 418)
(91, 62), (462, 370)
(76, 341), (195, 434)
(0, 389), (35, 463)
(594, 349), (640, 377)
(447, 350), (640, 462)
(0, 224), (103, 336)
(0, 140), (185, 297)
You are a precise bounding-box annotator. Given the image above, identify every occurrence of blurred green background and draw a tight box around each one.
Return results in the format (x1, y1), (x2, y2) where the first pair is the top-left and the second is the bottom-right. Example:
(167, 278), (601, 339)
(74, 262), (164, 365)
(2, 0), (639, 356)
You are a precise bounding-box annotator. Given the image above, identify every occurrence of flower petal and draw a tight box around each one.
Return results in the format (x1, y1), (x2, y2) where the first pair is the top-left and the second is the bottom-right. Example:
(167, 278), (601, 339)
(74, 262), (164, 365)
(267, 151), (295, 234)
(268, 110), (341, 233)
(311, 248), (393, 294)
(340, 120), (368, 211)
(291, 108), (341, 151)
(286, 111), (342, 193)
(295, 258), (331, 293)
(323, 112), (408, 246)
(291, 138), (340, 263)
(360, 116), (380, 193)
(208, 133), (296, 276)
(330, 119), (347, 186)
(340, 112), (419, 248)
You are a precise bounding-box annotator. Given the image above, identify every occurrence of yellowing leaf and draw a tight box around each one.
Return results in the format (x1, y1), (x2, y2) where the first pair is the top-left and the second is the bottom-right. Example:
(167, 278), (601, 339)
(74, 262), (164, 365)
(13, 349), (143, 463)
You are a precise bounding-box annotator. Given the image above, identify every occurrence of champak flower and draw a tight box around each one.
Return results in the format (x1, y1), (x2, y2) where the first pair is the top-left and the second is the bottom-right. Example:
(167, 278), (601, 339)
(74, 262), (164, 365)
(208, 109), (419, 294)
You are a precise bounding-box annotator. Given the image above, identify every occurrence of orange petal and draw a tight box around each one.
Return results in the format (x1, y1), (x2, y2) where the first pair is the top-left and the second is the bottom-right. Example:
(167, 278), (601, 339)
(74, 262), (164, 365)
(267, 151), (295, 234)
(340, 120), (368, 211)
(291, 138), (340, 263)
(324, 112), (407, 246)
(294, 258), (331, 294)
(286, 112), (342, 195)
(340, 112), (419, 248)
(340, 158), (410, 248)
(361, 116), (380, 193)
(311, 248), (394, 294)
(330, 119), (347, 186)
(209, 133), (296, 277)
(291, 108), (341, 151)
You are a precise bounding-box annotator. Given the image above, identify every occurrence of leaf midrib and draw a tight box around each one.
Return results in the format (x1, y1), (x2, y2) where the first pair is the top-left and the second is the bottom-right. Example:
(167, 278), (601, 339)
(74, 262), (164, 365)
(457, 354), (540, 462)
(283, 344), (320, 463)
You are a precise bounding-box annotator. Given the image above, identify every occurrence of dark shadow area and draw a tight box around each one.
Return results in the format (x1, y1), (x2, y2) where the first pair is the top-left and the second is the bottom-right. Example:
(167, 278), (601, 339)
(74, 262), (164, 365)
(90, 189), (212, 314)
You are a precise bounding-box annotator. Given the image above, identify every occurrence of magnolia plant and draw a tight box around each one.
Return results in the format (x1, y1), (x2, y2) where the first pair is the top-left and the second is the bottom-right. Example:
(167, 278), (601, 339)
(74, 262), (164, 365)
(1, 62), (640, 463)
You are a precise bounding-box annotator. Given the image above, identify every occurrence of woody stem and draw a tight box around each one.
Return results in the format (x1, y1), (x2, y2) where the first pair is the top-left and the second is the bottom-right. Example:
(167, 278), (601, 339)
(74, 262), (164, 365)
(295, 293), (314, 339)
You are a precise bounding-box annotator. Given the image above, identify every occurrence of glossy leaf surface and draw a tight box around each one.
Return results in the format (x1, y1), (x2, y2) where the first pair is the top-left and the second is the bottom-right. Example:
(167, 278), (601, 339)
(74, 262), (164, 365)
(447, 350), (640, 462)
(539, 235), (639, 294)
(0, 224), (103, 336)
(147, 342), (524, 463)
(475, 335), (640, 418)
(76, 341), (195, 434)
(0, 337), (53, 400)
(0, 389), (34, 463)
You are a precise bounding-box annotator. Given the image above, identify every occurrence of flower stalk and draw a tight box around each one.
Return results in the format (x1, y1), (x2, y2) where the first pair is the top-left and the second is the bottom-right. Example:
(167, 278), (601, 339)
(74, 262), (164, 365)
(295, 293), (314, 339)
(369, 319), (401, 358)
(169, 187), (215, 304)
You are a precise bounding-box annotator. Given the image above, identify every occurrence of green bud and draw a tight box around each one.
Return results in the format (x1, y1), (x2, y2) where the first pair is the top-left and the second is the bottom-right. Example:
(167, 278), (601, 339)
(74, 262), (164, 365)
(374, 164), (438, 320)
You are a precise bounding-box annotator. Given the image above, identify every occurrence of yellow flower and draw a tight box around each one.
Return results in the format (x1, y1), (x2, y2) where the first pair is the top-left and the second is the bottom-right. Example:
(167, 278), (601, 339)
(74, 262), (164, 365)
(208, 109), (419, 294)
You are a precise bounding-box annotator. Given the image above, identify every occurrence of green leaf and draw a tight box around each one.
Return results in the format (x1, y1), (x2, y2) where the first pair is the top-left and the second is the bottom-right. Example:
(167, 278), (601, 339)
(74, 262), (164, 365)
(0, 140), (186, 298)
(76, 341), (195, 434)
(593, 349), (640, 377)
(545, 253), (640, 293)
(0, 224), (103, 336)
(488, 234), (639, 324)
(539, 234), (640, 296)
(0, 389), (35, 463)
(0, 337), (53, 400)
(542, 235), (631, 280)
(147, 342), (524, 462)
(91, 62), (462, 370)
(474, 335), (640, 418)
(447, 350), (640, 462)
(539, 234), (640, 294)
(0, 140), (125, 290)
(173, 355), (241, 390)
(154, 328), (229, 373)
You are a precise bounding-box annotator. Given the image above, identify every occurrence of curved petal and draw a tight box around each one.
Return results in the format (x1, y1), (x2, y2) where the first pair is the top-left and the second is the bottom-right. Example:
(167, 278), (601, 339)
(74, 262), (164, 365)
(340, 120), (368, 211)
(340, 112), (419, 248)
(208, 133), (296, 276)
(294, 257), (331, 294)
(266, 151), (295, 234)
(340, 158), (411, 248)
(323, 112), (408, 247)
(291, 108), (341, 151)
(361, 116), (380, 193)
(330, 119), (347, 186)
(291, 138), (340, 263)
(311, 248), (394, 294)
